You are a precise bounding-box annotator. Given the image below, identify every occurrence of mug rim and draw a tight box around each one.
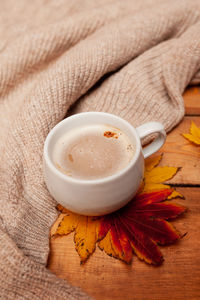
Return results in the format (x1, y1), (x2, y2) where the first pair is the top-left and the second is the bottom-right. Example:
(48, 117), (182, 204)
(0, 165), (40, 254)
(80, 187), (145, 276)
(43, 112), (141, 185)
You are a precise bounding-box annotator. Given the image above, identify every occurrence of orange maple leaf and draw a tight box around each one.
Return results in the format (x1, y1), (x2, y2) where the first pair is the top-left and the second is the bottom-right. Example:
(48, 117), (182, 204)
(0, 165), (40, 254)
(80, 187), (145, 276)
(98, 189), (186, 265)
(52, 155), (186, 264)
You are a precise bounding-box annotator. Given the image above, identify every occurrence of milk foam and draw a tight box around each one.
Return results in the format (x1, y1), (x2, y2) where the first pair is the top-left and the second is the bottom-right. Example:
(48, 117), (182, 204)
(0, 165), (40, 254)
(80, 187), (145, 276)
(53, 124), (135, 180)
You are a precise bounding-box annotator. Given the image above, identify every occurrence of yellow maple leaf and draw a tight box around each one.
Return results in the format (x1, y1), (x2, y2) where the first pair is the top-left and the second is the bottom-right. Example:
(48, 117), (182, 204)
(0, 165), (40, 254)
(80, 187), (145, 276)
(182, 121), (200, 145)
(54, 210), (100, 263)
(144, 155), (163, 171)
(98, 231), (118, 259)
(143, 155), (183, 199)
(52, 154), (182, 263)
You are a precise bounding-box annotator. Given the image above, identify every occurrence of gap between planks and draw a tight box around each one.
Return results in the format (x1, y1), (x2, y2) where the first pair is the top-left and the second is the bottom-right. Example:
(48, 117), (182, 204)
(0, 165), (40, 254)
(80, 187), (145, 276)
(183, 86), (200, 116)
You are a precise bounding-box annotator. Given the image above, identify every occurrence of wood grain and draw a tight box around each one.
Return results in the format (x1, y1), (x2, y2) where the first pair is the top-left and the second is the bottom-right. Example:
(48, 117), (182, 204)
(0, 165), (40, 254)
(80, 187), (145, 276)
(48, 188), (200, 300)
(157, 116), (200, 185)
(48, 86), (200, 300)
(183, 86), (200, 115)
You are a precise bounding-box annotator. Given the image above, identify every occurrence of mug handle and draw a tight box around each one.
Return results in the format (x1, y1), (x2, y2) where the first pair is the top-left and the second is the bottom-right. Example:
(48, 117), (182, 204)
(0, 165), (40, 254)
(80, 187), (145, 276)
(136, 122), (166, 159)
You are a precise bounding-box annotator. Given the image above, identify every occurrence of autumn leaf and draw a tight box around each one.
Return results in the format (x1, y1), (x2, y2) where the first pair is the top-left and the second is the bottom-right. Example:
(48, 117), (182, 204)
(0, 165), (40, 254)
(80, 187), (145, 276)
(54, 209), (100, 264)
(182, 121), (200, 145)
(144, 155), (183, 199)
(98, 189), (186, 264)
(144, 155), (163, 171)
(52, 154), (185, 265)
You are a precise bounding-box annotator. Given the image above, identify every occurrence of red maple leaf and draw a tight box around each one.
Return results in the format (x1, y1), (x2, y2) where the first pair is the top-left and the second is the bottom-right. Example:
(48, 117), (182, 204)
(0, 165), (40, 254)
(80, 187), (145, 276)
(98, 189), (186, 265)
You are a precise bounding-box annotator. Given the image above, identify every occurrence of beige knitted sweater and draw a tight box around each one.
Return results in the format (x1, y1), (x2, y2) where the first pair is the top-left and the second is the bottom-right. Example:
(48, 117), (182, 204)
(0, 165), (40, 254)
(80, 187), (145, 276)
(0, 0), (200, 299)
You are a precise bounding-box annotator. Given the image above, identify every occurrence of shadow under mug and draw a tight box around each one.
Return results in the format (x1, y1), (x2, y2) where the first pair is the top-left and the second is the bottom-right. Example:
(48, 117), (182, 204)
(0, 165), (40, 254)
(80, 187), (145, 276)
(43, 112), (166, 216)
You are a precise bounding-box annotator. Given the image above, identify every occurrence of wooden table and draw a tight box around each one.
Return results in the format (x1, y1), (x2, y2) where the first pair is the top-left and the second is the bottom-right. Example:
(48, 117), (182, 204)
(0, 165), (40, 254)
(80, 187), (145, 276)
(48, 86), (200, 300)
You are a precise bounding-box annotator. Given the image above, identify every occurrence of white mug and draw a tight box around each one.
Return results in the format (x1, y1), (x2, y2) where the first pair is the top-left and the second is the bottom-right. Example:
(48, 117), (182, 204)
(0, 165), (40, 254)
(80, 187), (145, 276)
(43, 112), (166, 216)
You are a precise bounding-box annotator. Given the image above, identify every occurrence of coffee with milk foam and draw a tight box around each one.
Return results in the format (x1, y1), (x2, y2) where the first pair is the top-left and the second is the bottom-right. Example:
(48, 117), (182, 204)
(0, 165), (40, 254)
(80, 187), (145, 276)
(53, 124), (135, 180)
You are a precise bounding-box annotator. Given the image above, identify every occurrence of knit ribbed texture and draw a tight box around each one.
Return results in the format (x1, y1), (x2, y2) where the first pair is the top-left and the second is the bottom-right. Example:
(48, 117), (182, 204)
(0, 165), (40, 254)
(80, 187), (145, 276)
(0, 0), (200, 299)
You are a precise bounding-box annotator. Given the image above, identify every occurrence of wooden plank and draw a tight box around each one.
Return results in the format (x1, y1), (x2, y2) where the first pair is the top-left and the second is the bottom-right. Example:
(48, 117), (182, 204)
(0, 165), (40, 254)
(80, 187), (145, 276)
(183, 86), (200, 115)
(48, 87), (200, 299)
(48, 188), (200, 300)
(157, 116), (200, 185)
